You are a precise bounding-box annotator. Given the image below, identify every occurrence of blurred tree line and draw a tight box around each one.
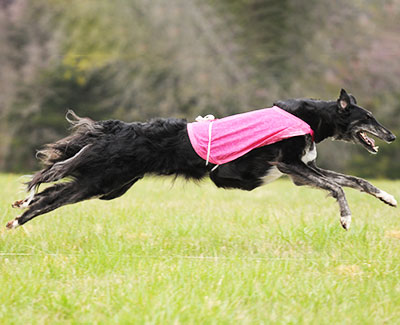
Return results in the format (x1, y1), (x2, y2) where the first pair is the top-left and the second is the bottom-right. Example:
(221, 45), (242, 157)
(0, 0), (399, 177)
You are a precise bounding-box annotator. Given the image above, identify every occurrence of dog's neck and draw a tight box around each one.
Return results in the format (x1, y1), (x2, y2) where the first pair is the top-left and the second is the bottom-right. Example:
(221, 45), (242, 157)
(274, 99), (339, 143)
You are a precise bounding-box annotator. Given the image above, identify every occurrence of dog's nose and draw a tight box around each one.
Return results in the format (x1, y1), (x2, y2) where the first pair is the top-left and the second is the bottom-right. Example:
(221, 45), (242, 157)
(388, 134), (396, 142)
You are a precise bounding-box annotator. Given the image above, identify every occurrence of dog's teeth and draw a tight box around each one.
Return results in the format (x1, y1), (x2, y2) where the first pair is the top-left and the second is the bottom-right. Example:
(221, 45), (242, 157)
(374, 146), (379, 151)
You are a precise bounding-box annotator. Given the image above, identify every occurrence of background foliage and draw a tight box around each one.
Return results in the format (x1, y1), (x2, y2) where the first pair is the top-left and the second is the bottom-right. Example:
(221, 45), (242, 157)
(0, 0), (399, 176)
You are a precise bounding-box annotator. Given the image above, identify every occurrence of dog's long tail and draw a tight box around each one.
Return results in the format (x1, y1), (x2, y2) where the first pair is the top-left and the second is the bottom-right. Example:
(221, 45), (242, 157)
(27, 110), (101, 191)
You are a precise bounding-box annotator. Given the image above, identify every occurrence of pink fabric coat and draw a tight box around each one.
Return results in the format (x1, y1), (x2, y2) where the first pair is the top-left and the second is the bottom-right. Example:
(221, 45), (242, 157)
(187, 106), (314, 165)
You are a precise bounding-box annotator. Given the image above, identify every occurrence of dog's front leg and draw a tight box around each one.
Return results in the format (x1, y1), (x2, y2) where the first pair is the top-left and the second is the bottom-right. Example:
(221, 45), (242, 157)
(277, 162), (352, 230)
(308, 163), (397, 207)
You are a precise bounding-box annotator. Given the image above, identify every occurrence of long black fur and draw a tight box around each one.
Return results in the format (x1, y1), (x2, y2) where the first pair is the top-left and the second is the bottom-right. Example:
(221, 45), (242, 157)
(8, 89), (397, 230)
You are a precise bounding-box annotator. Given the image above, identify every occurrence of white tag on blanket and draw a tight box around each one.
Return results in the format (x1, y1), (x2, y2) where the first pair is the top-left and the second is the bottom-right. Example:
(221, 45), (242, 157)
(195, 115), (215, 122)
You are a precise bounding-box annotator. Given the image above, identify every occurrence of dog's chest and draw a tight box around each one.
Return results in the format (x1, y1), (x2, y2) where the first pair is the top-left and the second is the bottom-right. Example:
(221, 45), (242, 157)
(262, 166), (283, 184)
(262, 142), (317, 185)
(301, 143), (317, 164)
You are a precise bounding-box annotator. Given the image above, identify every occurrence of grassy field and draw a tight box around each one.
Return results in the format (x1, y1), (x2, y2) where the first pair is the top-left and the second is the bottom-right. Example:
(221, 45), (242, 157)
(0, 174), (399, 324)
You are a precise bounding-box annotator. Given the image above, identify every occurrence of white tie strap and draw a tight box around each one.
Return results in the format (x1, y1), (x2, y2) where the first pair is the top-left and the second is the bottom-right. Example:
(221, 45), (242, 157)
(194, 115), (219, 170)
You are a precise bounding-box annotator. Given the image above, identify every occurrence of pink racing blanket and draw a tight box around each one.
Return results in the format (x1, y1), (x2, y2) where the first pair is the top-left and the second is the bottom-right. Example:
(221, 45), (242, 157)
(187, 106), (314, 165)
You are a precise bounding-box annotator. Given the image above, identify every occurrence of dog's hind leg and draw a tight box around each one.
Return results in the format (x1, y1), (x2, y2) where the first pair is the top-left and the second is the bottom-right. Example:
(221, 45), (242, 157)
(277, 161), (352, 230)
(6, 181), (95, 229)
(308, 163), (397, 207)
(12, 183), (67, 209)
(12, 186), (39, 209)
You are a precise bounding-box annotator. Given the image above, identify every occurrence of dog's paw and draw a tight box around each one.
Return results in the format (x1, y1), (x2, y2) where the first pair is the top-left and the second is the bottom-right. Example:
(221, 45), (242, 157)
(340, 215), (351, 230)
(6, 218), (20, 230)
(376, 191), (397, 207)
(12, 199), (28, 209)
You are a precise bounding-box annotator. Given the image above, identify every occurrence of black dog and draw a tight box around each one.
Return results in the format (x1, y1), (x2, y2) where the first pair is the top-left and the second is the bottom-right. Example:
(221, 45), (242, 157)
(8, 89), (396, 230)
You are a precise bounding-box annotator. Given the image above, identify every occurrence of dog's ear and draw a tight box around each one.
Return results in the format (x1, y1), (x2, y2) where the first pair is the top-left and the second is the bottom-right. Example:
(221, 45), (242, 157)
(338, 88), (351, 110)
(349, 94), (357, 105)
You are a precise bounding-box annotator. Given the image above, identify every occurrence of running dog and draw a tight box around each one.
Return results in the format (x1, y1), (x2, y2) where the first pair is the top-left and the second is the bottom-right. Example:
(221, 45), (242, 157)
(8, 89), (396, 230)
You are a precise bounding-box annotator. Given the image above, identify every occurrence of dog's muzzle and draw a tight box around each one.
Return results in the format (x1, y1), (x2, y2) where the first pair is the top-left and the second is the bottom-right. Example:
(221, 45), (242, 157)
(354, 125), (395, 154)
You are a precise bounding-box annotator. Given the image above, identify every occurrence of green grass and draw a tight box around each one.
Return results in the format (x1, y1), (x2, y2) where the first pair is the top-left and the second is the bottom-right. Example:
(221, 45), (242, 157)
(1, 174), (400, 324)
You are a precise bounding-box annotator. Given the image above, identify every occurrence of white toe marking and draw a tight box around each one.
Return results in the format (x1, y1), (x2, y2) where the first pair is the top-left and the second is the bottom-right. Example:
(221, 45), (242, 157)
(21, 187), (38, 208)
(11, 219), (20, 229)
(340, 215), (352, 230)
(21, 200), (30, 208)
(377, 191), (397, 206)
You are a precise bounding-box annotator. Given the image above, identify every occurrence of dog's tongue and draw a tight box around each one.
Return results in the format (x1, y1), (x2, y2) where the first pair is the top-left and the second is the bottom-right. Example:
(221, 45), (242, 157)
(369, 136), (375, 147)
(363, 133), (379, 152)
(361, 132), (375, 147)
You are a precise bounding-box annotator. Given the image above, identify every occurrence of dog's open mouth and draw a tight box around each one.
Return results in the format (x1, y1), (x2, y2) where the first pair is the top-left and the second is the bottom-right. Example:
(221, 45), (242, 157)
(356, 131), (379, 153)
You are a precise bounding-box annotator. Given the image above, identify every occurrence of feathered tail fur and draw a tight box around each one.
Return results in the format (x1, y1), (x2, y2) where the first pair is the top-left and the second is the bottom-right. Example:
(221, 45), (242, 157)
(27, 110), (101, 191)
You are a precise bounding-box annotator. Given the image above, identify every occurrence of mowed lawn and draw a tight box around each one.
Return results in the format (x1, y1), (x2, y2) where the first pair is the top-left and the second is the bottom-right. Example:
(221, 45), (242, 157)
(0, 174), (399, 324)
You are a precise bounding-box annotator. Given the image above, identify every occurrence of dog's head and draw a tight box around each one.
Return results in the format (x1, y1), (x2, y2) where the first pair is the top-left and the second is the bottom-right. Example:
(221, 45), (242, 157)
(334, 89), (396, 154)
